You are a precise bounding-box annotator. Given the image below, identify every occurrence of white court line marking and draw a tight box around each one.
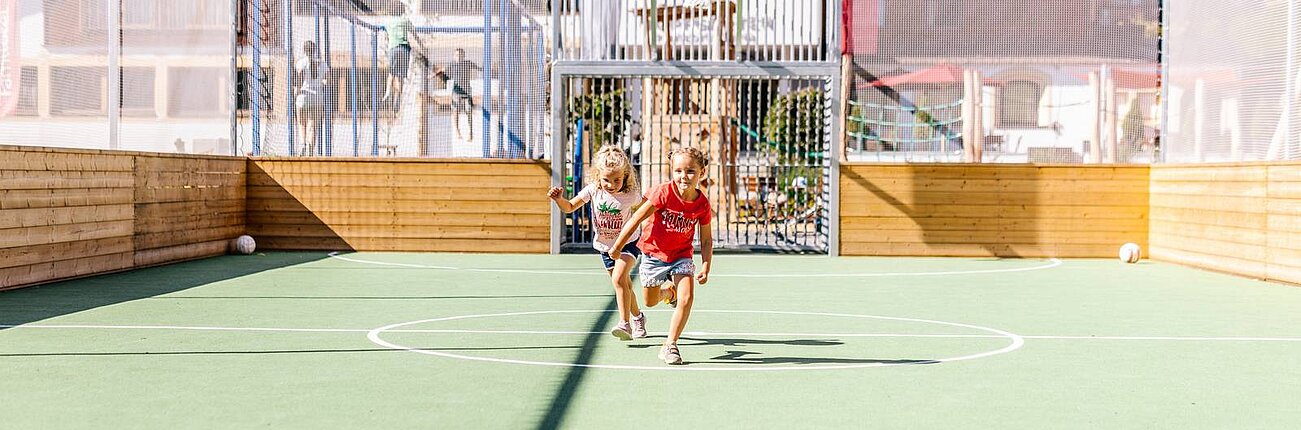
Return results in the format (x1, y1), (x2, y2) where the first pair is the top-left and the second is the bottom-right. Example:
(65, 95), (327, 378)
(326, 252), (1063, 278)
(4, 324), (1299, 343)
(367, 309), (1026, 371)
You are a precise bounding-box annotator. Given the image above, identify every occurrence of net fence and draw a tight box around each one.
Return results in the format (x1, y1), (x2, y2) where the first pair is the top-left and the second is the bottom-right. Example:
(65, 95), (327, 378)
(0, 0), (235, 154)
(843, 0), (1160, 164)
(234, 0), (548, 158)
(1164, 0), (1301, 162)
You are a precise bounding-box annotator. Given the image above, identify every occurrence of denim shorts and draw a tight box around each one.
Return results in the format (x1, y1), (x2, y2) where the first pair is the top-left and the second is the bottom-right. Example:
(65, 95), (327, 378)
(639, 255), (695, 287)
(599, 242), (642, 270)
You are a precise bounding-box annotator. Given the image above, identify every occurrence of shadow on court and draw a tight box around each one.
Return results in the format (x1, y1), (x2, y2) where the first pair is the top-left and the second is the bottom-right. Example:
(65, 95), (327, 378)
(0, 344), (582, 358)
(151, 294), (613, 300)
(629, 336), (938, 366)
(535, 296), (616, 430)
(706, 350), (939, 366)
(0, 252), (328, 330)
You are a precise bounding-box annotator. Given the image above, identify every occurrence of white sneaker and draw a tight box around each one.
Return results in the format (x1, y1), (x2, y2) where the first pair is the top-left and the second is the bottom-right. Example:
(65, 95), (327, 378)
(630, 313), (647, 339)
(658, 343), (683, 365)
(610, 321), (632, 341)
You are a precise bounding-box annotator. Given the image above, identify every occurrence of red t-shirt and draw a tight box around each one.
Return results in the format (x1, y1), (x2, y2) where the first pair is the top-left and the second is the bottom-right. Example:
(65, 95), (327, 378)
(638, 183), (712, 261)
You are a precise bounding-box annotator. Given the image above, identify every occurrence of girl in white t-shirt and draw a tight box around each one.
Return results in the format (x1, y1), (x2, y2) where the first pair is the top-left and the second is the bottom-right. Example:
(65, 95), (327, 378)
(547, 146), (648, 340)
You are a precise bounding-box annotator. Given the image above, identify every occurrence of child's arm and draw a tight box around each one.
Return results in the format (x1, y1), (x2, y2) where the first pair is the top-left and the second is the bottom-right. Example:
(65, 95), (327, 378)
(609, 201), (656, 252)
(696, 221), (713, 285)
(547, 187), (585, 214)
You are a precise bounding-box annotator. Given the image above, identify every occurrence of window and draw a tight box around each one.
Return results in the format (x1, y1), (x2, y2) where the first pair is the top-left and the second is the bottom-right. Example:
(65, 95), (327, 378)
(169, 67), (225, 117)
(121, 67), (156, 117)
(163, 0), (228, 29)
(237, 67), (275, 111)
(50, 67), (106, 116)
(16, 67), (38, 117)
(123, 0), (157, 28)
(82, 0), (108, 30)
(999, 80), (1041, 128)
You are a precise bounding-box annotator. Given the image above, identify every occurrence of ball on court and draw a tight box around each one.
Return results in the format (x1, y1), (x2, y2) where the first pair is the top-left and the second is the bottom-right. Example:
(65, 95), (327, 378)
(234, 235), (257, 255)
(1118, 242), (1141, 263)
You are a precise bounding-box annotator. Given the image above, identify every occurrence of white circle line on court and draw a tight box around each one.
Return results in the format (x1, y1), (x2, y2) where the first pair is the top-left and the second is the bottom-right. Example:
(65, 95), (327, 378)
(5, 324), (1300, 343)
(326, 252), (1063, 278)
(366, 309), (1027, 371)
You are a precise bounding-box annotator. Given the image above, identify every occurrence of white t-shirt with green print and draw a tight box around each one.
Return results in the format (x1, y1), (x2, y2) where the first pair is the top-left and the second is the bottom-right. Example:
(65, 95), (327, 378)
(576, 184), (641, 253)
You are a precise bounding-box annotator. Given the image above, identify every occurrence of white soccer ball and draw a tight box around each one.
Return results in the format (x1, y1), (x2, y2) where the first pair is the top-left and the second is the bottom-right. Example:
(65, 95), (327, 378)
(1118, 242), (1141, 263)
(234, 235), (257, 255)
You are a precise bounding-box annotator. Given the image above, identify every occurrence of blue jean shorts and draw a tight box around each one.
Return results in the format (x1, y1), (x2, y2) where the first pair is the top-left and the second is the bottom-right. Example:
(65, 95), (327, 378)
(639, 255), (695, 287)
(599, 242), (642, 270)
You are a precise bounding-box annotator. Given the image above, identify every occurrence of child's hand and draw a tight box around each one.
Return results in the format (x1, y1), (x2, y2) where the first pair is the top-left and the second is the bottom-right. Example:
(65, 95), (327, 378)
(547, 187), (563, 199)
(695, 270), (709, 285)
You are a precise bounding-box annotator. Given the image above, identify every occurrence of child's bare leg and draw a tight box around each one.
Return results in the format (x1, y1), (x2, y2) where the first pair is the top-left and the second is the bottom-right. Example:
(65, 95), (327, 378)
(609, 255), (641, 323)
(665, 274), (695, 345)
(643, 284), (661, 308)
(451, 112), (463, 140)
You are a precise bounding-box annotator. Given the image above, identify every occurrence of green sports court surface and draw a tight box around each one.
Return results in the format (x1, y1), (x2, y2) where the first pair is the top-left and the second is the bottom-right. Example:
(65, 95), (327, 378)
(2, 252), (1299, 429)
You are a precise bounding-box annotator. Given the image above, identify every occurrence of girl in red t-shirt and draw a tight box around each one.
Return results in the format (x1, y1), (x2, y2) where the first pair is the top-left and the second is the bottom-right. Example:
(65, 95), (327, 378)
(610, 147), (713, 365)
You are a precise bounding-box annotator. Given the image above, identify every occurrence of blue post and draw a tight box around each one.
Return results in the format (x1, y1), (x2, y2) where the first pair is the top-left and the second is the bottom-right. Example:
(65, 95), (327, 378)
(572, 119), (584, 243)
(371, 33), (380, 156)
(251, 0), (262, 155)
(502, 0), (524, 158)
(481, 0), (493, 157)
(349, 23), (359, 156)
(284, 0), (296, 156)
(322, 8), (333, 155)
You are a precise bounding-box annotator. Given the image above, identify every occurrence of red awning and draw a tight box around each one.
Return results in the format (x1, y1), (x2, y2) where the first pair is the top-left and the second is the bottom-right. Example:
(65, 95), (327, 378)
(866, 63), (967, 87)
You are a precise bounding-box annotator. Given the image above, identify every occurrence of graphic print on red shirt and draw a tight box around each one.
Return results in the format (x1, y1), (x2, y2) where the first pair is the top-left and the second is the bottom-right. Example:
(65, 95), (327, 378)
(638, 183), (711, 262)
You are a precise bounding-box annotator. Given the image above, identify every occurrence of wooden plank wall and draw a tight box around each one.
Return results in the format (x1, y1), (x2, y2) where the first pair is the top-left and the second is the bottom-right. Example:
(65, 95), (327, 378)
(246, 158), (550, 253)
(1150, 162), (1301, 285)
(133, 154), (247, 267)
(0, 145), (246, 291)
(840, 164), (1150, 257)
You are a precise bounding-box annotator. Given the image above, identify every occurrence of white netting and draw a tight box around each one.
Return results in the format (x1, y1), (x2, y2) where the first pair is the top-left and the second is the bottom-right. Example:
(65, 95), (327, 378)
(844, 0), (1160, 164)
(0, 0), (234, 154)
(1165, 0), (1301, 162)
(235, 0), (548, 158)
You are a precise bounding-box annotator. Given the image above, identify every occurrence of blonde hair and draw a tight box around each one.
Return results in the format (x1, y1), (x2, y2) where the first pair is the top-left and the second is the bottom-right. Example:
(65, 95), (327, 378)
(589, 145), (639, 194)
(668, 146), (709, 169)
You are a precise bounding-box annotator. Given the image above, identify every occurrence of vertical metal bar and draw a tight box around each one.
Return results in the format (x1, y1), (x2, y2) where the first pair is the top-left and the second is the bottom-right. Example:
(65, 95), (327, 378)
(229, 0), (238, 155)
(551, 0), (562, 60)
(285, 0), (296, 156)
(503, 0), (524, 158)
(107, 0), (120, 150)
(1158, 0), (1169, 163)
(322, 7), (333, 155)
(735, 0), (743, 55)
(550, 70), (567, 254)
(536, 31), (546, 157)
(251, 0), (262, 155)
(350, 22), (359, 156)
(827, 76), (842, 256)
(482, 0), (494, 155)
(649, 0), (658, 60)
(572, 118), (584, 244)
(371, 33), (379, 156)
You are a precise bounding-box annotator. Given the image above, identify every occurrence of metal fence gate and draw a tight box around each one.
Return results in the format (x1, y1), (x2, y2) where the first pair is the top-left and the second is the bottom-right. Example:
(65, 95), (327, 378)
(551, 63), (841, 254)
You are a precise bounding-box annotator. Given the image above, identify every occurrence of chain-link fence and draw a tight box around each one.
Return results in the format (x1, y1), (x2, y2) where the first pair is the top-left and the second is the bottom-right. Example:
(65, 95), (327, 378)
(1164, 0), (1301, 162)
(0, 0), (235, 154)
